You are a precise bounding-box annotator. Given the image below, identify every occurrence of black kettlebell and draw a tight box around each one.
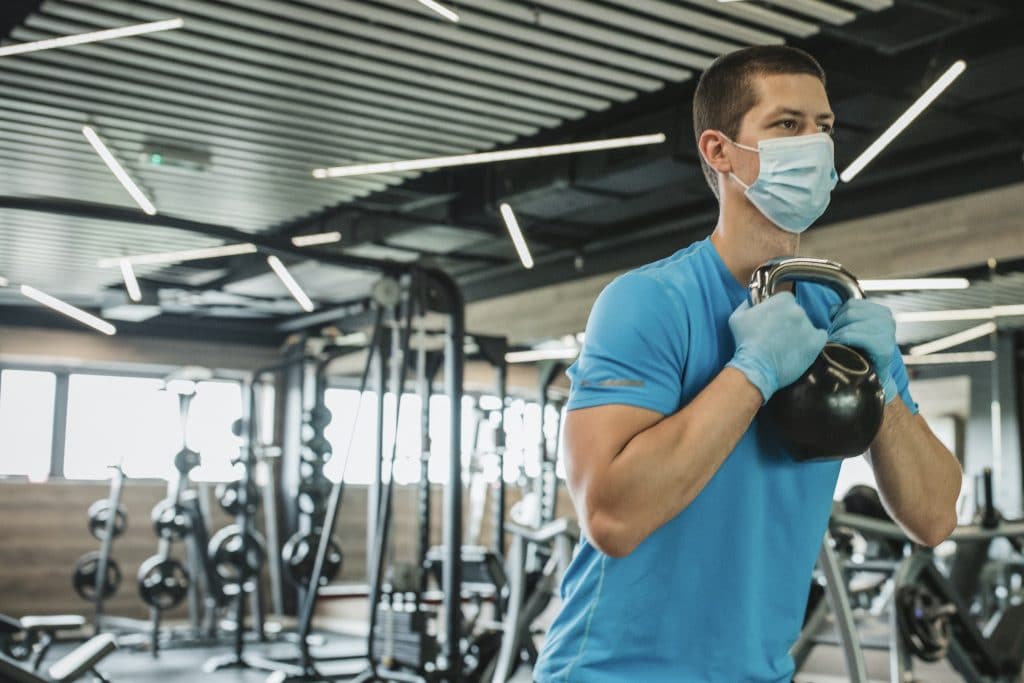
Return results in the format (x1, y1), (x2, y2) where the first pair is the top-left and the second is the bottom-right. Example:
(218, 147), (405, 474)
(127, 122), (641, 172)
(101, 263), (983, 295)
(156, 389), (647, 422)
(748, 257), (885, 461)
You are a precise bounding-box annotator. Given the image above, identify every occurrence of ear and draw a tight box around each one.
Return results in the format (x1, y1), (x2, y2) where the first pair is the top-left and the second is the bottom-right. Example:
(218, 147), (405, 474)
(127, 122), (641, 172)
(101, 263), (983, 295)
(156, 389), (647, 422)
(698, 130), (733, 176)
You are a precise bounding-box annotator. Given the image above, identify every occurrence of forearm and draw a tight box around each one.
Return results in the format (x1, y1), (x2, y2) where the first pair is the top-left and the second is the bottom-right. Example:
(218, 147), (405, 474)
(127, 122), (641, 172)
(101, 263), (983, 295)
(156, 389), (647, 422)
(867, 398), (962, 546)
(588, 368), (762, 555)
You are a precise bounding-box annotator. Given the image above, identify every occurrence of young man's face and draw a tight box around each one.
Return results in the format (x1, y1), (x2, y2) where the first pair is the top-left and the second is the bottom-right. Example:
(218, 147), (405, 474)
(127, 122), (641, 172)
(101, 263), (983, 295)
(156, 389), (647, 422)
(729, 73), (836, 188)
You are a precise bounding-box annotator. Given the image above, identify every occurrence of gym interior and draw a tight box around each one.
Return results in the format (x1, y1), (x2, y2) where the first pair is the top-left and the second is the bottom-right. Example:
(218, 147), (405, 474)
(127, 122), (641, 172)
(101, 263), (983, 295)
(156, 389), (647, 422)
(1, 1), (1023, 682)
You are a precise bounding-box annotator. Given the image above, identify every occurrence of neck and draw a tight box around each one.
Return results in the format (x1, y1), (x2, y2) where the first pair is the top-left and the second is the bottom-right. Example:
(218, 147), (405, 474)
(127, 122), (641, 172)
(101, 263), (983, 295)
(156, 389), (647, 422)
(710, 185), (799, 286)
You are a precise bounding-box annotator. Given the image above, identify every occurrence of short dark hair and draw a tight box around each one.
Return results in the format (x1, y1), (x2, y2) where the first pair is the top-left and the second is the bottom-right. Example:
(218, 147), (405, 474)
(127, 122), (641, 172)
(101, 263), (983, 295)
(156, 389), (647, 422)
(692, 46), (826, 201)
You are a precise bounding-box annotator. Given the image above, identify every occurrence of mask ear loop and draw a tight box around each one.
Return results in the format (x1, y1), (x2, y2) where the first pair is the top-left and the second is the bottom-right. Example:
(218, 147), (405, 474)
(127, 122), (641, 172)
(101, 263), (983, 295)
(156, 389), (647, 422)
(719, 133), (759, 191)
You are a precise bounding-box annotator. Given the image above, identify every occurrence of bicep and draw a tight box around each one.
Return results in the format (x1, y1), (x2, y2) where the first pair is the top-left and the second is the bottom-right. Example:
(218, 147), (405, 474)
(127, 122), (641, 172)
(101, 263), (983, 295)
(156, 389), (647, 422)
(563, 404), (664, 501)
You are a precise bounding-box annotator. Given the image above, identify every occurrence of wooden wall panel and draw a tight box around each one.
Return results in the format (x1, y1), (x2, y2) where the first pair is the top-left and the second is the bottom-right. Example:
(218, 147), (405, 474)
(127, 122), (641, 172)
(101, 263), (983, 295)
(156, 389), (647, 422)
(1, 480), (577, 620)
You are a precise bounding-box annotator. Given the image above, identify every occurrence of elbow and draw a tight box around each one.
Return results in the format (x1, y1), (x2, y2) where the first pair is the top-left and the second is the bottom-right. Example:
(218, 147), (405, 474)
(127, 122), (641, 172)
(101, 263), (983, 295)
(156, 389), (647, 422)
(916, 513), (958, 548)
(585, 509), (640, 558)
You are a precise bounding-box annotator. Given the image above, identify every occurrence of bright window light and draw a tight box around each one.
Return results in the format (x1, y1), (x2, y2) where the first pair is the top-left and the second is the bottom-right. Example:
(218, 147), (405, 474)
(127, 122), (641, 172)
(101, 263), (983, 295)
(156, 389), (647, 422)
(82, 125), (157, 215)
(291, 231), (341, 247)
(860, 278), (969, 292)
(313, 133), (666, 179)
(499, 203), (534, 269)
(267, 255), (315, 312)
(908, 322), (996, 356)
(20, 285), (116, 335)
(902, 351), (996, 365)
(894, 304), (1024, 323)
(416, 0), (459, 22)
(98, 243), (257, 267)
(0, 18), (184, 57)
(119, 258), (142, 302)
(0, 370), (56, 479)
(0, 275), (8, 287)
(841, 60), (966, 182)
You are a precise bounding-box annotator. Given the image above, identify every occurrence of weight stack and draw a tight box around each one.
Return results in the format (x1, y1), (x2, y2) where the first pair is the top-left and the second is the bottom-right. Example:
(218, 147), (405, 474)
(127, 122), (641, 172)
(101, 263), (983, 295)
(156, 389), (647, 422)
(371, 601), (438, 671)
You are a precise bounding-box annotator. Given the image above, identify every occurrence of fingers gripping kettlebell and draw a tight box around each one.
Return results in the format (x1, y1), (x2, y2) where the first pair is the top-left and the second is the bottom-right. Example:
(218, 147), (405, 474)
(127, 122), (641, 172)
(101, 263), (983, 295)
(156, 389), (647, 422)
(748, 257), (885, 461)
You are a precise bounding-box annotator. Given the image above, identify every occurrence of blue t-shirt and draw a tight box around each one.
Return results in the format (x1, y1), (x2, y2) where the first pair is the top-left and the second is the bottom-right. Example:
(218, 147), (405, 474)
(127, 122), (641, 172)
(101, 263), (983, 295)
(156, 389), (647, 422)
(535, 237), (916, 683)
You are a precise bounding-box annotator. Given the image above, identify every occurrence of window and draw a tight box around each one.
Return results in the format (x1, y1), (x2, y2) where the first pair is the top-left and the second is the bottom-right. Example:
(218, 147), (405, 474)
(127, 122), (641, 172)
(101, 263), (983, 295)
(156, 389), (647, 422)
(64, 374), (243, 481)
(0, 369), (56, 479)
(188, 381), (244, 482)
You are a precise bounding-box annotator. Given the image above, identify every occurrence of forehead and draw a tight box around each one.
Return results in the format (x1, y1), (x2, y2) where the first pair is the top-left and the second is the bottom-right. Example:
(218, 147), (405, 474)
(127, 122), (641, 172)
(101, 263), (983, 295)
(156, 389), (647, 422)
(748, 73), (831, 114)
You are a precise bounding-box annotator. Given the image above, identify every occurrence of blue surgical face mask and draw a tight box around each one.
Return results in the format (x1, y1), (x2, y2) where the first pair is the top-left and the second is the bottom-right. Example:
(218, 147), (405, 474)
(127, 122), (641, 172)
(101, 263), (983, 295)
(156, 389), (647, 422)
(725, 132), (839, 234)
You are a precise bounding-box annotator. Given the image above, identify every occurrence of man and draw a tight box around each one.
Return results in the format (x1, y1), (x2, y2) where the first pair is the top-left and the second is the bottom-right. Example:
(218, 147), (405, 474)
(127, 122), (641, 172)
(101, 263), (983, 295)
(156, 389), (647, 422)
(533, 46), (962, 682)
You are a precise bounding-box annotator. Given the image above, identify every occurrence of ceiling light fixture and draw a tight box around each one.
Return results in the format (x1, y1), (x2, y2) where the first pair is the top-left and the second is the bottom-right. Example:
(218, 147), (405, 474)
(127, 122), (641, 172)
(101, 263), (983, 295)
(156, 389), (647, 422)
(119, 259), (142, 302)
(267, 255), (315, 312)
(908, 322), (996, 356)
(840, 60), (966, 182)
(98, 243), (258, 268)
(902, 351), (996, 365)
(505, 347), (579, 364)
(499, 203), (534, 269)
(20, 285), (116, 335)
(313, 133), (667, 179)
(82, 125), (157, 215)
(859, 278), (970, 292)
(291, 231), (342, 247)
(415, 0), (460, 22)
(0, 18), (184, 57)
(894, 304), (1024, 324)
(0, 276), (8, 287)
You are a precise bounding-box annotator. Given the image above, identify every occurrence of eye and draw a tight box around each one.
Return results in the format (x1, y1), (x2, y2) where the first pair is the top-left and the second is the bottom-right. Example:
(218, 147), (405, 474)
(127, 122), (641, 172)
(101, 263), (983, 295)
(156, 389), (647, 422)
(819, 123), (834, 135)
(777, 119), (797, 130)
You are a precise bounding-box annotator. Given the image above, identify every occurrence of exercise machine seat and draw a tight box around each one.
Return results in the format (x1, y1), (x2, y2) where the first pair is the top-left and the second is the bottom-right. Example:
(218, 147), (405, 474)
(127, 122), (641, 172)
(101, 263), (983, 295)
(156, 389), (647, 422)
(19, 616), (86, 634)
(46, 634), (116, 683)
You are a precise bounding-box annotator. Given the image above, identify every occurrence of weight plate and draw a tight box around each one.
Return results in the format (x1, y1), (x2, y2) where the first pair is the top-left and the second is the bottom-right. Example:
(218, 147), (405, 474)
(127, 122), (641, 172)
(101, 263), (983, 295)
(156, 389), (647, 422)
(208, 525), (265, 591)
(896, 584), (953, 662)
(297, 479), (332, 517)
(137, 555), (190, 610)
(215, 480), (258, 517)
(282, 529), (343, 587)
(72, 552), (121, 601)
(87, 499), (128, 541)
(151, 499), (193, 541)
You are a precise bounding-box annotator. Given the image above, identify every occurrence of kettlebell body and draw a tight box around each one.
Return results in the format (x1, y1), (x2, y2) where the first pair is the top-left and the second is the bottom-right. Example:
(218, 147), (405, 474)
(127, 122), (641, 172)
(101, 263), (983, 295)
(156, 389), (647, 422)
(749, 258), (885, 461)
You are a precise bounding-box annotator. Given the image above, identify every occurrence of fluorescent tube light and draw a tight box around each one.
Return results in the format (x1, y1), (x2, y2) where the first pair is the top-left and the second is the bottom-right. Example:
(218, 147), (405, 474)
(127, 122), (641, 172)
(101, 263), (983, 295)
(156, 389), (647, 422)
(841, 60), (966, 182)
(0, 276), (8, 287)
(0, 18), (184, 57)
(82, 125), (157, 215)
(499, 203), (534, 269)
(20, 285), (116, 335)
(505, 348), (579, 363)
(291, 231), (342, 247)
(416, 0), (459, 22)
(894, 304), (1024, 323)
(313, 133), (667, 178)
(859, 278), (969, 292)
(902, 351), (995, 365)
(98, 243), (257, 267)
(119, 259), (142, 302)
(267, 255), (315, 312)
(909, 322), (996, 356)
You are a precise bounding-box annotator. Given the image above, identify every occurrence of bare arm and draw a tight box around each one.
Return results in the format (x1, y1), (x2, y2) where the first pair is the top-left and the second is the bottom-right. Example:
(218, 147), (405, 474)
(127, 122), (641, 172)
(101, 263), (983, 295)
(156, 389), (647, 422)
(565, 367), (763, 557)
(867, 398), (962, 547)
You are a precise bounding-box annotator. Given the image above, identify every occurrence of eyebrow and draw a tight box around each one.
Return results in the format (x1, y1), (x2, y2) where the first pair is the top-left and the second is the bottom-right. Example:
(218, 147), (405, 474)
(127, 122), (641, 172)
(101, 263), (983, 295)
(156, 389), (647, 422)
(766, 107), (835, 122)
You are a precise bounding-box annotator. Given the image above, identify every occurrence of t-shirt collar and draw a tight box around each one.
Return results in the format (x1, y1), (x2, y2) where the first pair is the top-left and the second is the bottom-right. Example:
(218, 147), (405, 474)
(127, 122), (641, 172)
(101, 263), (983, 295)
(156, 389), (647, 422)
(703, 237), (749, 308)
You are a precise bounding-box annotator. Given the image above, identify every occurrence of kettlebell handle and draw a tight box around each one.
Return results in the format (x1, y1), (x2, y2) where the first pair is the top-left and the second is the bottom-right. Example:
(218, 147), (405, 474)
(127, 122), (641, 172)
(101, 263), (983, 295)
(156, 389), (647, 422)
(749, 257), (864, 305)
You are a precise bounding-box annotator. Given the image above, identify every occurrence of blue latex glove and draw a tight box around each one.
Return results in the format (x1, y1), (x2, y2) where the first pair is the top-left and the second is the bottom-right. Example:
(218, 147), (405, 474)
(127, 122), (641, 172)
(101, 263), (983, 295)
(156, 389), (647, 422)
(828, 299), (898, 403)
(726, 292), (828, 403)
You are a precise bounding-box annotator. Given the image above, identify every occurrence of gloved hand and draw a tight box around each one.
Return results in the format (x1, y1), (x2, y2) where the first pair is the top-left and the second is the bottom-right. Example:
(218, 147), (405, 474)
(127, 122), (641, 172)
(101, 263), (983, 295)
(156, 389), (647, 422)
(726, 292), (828, 403)
(828, 299), (898, 403)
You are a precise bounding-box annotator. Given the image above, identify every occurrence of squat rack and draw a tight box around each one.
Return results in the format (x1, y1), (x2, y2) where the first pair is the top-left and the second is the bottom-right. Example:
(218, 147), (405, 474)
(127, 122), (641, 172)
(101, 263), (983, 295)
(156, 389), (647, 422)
(2, 198), (468, 682)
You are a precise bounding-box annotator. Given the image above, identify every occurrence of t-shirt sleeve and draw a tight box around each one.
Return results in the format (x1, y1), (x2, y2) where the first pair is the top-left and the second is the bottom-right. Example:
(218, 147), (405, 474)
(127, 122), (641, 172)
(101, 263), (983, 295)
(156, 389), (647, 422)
(565, 272), (686, 415)
(888, 347), (919, 415)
